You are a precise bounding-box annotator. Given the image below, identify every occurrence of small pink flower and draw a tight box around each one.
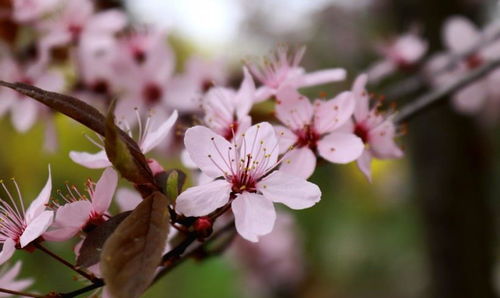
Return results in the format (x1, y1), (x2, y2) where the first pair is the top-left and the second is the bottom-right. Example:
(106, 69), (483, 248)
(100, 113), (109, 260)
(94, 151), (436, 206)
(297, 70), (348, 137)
(427, 16), (500, 120)
(349, 74), (403, 181)
(246, 45), (346, 102)
(0, 261), (33, 296)
(70, 110), (178, 169)
(175, 122), (321, 242)
(44, 168), (118, 241)
(0, 167), (53, 265)
(274, 87), (364, 179)
(202, 67), (255, 140)
(0, 56), (64, 132)
(38, 0), (126, 66)
(368, 32), (428, 82)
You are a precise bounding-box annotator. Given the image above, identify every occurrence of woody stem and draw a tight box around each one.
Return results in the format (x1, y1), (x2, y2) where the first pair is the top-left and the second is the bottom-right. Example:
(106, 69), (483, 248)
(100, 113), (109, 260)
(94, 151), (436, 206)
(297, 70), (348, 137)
(34, 243), (98, 283)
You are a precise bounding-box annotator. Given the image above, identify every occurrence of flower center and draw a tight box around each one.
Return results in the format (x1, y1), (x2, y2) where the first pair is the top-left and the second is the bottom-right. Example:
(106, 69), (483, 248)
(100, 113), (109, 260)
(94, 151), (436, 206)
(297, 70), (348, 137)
(465, 54), (483, 70)
(222, 121), (238, 141)
(295, 125), (320, 150)
(354, 123), (369, 143)
(143, 83), (163, 105)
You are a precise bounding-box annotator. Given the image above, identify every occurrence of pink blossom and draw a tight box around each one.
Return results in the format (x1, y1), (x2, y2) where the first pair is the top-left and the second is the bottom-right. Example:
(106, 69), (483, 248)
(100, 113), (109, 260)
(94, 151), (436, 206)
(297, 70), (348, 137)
(0, 167), (53, 265)
(44, 168), (118, 241)
(0, 261), (33, 297)
(246, 45), (346, 102)
(427, 16), (500, 120)
(175, 122), (321, 242)
(165, 55), (228, 113)
(274, 87), (364, 179)
(0, 57), (64, 132)
(368, 32), (428, 83)
(202, 67), (255, 140)
(37, 0), (126, 66)
(348, 74), (403, 181)
(70, 110), (178, 169)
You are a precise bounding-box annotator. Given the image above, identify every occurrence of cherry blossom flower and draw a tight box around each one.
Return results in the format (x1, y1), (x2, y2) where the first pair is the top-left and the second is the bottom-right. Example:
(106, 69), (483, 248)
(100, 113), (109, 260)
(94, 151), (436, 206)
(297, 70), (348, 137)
(368, 32), (428, 83)
(348, 74), (403, 181)
(202, 67), (255, 140)
(44, 168), (118, 241)
(246, 45), (346, 102)
(70, 110), (178, 169)
(273, 87), (364, 179)
(427, 16), (500, 120)
(165, 55), (228, 113)
(37, 0), (126, 66)
(0, 168), (53, 265)
(175, 122), (321, 242)
(0, 56), (64, 132)
(0, 261), (33, 297)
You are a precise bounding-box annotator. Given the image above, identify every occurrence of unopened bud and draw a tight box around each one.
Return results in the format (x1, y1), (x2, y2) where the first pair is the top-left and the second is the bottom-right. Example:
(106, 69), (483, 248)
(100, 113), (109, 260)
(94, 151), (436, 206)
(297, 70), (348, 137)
(193, 216), (213, 239)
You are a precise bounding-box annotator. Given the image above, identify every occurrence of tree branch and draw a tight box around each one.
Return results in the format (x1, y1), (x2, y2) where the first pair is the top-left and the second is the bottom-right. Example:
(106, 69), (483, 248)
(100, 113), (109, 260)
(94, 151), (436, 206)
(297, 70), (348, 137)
(394, 56), (500, 124)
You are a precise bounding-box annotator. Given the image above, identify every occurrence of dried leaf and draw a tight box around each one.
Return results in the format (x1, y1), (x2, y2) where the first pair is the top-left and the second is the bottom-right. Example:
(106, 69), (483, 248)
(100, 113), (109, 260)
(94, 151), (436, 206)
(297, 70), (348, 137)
(76, 211), (131, 268)
(101, 192), (170, 298)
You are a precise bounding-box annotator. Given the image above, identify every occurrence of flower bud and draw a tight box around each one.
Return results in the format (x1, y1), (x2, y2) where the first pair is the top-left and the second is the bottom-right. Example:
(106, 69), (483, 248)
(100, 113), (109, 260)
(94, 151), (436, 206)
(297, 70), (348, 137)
(193, 216), (213, 239)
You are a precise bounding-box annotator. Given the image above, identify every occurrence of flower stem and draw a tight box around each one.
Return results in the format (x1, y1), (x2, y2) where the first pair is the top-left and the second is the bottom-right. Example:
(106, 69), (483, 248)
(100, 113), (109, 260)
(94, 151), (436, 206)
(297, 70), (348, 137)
(34, 243), (97, 283)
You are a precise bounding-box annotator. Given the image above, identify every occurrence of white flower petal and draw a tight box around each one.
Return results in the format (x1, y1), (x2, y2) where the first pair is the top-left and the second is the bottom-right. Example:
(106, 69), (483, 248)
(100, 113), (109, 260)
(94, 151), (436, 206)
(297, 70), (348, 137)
(232, 192), (276, 242)
(175, 180), (231, 217)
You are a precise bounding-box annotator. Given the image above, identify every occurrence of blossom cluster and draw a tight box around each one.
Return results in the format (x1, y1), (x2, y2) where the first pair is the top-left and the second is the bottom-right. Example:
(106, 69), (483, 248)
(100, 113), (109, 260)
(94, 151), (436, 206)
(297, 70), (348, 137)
(0, 0), (496, 296)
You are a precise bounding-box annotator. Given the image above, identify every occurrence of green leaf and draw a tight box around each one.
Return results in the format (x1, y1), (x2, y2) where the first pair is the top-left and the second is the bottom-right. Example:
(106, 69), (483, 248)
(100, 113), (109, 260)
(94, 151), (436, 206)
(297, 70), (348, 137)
(104, 103), (154, 185)
(76, 211), (132, 268)
(101, 192), (170, 298)
(155, 169), (186, 202)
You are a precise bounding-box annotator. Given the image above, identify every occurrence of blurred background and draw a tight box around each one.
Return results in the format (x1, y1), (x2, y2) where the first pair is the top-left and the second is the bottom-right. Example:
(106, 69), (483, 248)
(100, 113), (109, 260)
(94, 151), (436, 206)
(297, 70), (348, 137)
(0, 0), (499, 297)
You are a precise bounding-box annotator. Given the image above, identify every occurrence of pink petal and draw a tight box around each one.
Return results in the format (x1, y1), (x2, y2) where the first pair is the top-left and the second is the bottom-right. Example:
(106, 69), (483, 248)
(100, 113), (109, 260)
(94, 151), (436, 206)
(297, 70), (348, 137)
(0, 260), (33, 292)
(352, 74), (370, 121)
(235, 67), (256, 119)
(92, 168), (118, 214)
(299, 68), (346, 87)
(43, 227), (81, 242)
(356, 150), (373, 182)
(20, 210), (54, 247)
(275, 87), (313, 130)
(116, 188), (142, 212)
(452, 81), (487, 115)
(239, 122), (279, 168)
(25, 166), (51, 223)
(175, 180), (231, 217)
(443, 16), (480, 53)
(184, 126), (233, 178)
(11, 100), (38, 133)
(257, 171), (321, 209)
(317, 132), (364, 164)
(313, 91), (355, 134)
(279, 147), (317, 179)
(231, 192), (276, 242)
(369, 121), (404, 159)
(86, 9), (127, 34)
(274, 125), (297, 154)
(254, 86), (274, 103)
(69, 150), (112, 169)
(54, 201), (93, 228)
(0, 238), (16, 265)
(140, 110), (178, 154)
(367, 59), (396, 83)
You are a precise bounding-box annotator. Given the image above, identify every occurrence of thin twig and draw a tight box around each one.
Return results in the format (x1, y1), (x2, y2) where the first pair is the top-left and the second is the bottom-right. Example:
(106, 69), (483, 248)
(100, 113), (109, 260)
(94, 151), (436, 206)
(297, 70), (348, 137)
(34, 243), (98, 283)
(394, 56), (500, 124)
(383, 25), (500, 99)
(0, 288), (44, 297)
(58, 280), (105, 298)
